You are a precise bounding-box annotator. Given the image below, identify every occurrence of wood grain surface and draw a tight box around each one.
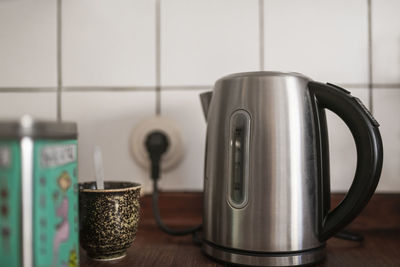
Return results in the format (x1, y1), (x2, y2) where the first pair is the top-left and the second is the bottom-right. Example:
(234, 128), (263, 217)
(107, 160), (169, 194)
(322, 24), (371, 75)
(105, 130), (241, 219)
(80, 193), (400, 267)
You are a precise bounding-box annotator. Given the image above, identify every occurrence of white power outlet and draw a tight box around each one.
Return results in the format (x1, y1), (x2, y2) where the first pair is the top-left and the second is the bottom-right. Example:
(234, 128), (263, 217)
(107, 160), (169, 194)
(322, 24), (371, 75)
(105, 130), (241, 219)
(130, 116), (184, 172)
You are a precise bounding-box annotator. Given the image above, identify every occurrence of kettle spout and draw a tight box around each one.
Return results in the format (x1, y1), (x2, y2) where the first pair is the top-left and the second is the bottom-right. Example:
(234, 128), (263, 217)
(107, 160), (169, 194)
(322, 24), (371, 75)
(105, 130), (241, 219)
(200, 91), (212, 121)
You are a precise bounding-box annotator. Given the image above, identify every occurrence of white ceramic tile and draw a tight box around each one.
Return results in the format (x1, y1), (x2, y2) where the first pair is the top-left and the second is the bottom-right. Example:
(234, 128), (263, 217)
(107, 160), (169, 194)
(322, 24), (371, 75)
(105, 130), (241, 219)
(63, 0), (155, 86)
(373, 89), (400, 192)
(158, 89), (207, 190)
(63, 91), (155, 192)
(0, 92), (56, 120)
(372, 0), (400, 84)
(326, 89), (370, 192)
(161, 0), (259, 86)
(264, 0), (368, 84)
(0, 0), (56, 87)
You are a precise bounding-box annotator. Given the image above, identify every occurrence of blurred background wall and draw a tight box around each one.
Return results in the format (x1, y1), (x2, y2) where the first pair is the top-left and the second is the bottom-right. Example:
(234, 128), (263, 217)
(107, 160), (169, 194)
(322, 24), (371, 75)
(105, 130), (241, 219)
(0, 0), (399, 193)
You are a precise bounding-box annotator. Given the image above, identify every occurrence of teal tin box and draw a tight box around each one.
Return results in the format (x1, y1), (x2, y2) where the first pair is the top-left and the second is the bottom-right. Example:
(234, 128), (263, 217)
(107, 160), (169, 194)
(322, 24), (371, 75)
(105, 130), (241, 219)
(0, 116), (79, 267)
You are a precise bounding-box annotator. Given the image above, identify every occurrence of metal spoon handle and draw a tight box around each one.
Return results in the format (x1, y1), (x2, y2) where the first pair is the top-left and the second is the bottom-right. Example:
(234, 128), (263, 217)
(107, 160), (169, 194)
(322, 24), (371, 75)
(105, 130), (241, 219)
(94, 145), (104, 190)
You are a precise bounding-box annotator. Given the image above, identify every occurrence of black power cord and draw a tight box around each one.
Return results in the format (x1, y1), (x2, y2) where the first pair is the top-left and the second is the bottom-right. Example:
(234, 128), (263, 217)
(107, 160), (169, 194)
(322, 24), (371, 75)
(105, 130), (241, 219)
(145, 130), (362, 243)
(334, 229), (364, 242)
(145, 131), (202, 238)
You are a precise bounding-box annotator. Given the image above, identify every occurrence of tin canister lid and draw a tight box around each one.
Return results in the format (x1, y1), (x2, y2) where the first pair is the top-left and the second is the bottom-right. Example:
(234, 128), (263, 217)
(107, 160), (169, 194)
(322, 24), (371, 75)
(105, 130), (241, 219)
(0, 116), (77, 139)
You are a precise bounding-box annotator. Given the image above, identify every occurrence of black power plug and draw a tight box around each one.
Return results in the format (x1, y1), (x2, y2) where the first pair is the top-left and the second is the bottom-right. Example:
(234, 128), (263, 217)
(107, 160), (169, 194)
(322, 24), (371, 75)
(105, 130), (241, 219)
(145, 131), (169, 180)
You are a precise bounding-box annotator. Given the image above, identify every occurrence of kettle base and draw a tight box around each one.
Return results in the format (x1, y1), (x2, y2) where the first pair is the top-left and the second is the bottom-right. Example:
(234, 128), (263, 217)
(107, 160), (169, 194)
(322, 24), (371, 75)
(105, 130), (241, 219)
(202, 241), (325, 267)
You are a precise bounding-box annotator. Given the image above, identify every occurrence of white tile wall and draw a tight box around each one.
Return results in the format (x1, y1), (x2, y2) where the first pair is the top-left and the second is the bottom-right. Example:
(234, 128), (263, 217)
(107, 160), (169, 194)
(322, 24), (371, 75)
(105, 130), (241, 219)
(0, 92), (56, 119)
(63, 91), (155, 191)
(373, 89), (400, 192)
(264, 0), (368, 84)
(158, 89), (207, 190)
(161, 0), (259, 85)
(0, 0), (399, 193)
(63, 0), (155, 86)
(0, 0), (56, 87)
(372, 0), (400, 84)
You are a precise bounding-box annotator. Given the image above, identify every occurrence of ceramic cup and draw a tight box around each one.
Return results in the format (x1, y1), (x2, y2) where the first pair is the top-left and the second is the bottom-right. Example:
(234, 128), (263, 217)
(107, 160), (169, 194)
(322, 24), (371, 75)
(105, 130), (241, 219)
(79, 181), (141, 261)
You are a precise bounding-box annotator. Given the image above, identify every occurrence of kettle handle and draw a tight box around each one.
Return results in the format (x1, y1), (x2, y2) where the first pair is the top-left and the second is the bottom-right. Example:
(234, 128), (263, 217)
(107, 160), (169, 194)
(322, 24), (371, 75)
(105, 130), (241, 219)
(308, 81), (383, 241)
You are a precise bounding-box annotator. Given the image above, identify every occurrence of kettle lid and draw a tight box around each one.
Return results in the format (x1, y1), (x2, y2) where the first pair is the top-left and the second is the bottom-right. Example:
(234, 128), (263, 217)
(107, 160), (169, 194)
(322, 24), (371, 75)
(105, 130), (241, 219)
(216, 71), (312, 83)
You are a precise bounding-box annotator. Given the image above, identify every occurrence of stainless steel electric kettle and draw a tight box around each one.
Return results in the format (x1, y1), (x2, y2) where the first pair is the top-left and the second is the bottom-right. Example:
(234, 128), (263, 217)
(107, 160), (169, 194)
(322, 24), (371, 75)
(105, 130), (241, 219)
(199, 71), (383, 266)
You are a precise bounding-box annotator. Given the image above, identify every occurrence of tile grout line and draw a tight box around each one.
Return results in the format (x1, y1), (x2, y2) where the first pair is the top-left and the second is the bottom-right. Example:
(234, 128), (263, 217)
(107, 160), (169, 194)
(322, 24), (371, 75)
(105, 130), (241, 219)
(155, 0), (161, 115)
(56, 0), (63, 121)
(367, 0), (374, 114)
(258, 0), (265, 71)
(0, 84), (400, 93)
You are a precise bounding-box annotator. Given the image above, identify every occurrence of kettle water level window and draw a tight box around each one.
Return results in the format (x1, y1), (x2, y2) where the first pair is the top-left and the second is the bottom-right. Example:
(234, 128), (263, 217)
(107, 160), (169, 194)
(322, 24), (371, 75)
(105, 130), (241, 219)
(228, 110), (250, 209)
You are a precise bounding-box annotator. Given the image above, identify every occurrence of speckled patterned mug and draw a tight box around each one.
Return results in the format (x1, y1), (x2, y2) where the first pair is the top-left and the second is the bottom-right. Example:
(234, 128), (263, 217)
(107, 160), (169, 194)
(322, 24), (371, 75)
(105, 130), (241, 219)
(79, 181), (141, 261)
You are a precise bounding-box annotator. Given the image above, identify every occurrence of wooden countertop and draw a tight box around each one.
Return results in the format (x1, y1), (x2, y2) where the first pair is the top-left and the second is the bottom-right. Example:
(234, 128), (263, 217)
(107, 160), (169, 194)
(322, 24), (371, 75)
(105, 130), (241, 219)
(80, 193), (400, 267)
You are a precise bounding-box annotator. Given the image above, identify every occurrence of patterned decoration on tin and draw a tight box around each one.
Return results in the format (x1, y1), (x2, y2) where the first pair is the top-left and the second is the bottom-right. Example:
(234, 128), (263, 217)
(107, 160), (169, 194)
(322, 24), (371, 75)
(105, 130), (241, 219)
(68, 249), (77, 267)
(53, 171), (72, 267)
(1, 203), (8, 217)
(1, 226), (10, 252)
(0, 182), (10, 252)
(0, 187), (8, 199)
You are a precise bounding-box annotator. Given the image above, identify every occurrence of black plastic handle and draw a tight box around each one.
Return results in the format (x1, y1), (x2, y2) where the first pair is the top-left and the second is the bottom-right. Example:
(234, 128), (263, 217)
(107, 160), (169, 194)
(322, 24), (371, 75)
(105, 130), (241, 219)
(308, 82), (383, 241)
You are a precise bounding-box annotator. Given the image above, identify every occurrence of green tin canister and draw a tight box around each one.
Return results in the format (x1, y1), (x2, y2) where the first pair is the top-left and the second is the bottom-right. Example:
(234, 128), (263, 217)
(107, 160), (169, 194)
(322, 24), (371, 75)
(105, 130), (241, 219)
(0, 116), (79, 267)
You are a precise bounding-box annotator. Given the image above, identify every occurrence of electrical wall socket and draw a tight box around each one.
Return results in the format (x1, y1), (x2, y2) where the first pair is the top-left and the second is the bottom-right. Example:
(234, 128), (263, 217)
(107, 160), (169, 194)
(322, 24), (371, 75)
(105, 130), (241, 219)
(130, 116), (184, 174)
